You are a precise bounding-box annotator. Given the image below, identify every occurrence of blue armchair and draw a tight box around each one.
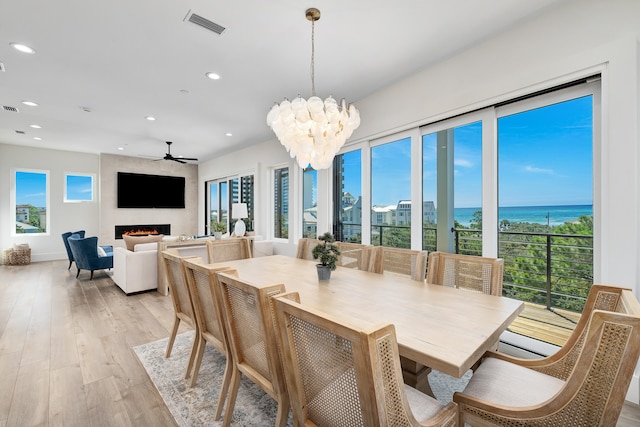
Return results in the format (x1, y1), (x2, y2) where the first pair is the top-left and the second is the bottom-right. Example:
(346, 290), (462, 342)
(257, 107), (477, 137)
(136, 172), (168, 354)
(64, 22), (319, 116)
(61, 230), (85, 269)
(68, 235), (113, 280)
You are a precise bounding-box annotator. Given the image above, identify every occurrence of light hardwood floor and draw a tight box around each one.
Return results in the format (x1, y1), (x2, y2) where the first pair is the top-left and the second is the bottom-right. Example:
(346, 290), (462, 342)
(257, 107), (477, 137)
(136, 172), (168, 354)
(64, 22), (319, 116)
(0, 260), (639, 426)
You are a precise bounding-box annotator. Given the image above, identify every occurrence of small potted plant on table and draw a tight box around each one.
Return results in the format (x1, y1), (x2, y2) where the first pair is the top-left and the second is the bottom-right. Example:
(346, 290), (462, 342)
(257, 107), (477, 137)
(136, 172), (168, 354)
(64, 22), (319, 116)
(312, 232), (340, 281)
(212, 220), (227, 239)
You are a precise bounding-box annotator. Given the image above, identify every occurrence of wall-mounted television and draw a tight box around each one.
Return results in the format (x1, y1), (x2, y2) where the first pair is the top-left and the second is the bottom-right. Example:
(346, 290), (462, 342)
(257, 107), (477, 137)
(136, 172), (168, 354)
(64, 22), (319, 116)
(117, 172), (185, 208)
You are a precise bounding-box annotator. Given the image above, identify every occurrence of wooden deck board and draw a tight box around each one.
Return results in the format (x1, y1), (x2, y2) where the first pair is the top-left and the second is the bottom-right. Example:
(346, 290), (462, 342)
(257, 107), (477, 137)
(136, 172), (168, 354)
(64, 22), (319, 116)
(508, 302), (581, 347)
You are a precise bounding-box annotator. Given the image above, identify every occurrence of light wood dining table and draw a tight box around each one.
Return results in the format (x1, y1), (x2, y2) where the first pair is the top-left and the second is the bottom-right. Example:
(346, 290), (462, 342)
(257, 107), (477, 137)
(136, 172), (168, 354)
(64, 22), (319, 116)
(209, 255), (524, 385)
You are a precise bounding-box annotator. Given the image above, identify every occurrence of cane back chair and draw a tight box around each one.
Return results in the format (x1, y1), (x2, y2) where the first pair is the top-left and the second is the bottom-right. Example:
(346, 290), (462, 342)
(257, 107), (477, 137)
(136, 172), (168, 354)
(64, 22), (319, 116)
(274, 295), (458, 426)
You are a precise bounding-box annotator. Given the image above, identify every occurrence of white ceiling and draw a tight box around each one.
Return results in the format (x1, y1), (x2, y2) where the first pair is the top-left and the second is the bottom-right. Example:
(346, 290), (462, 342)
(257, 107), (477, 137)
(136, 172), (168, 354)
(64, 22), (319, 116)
(0, 0), (569, 164)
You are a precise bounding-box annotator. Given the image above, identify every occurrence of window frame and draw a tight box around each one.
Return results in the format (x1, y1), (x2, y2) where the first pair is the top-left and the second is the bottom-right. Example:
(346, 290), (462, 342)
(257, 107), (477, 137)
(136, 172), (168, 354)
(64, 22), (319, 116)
(64, 172), (95, 203)
(11, 168), (51, 236)
(271, 164), (290, 241)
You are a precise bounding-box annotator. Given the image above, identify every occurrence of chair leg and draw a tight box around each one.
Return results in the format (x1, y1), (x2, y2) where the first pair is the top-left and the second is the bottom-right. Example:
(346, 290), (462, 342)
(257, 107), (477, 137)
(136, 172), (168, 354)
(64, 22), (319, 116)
(90, 270), (95, 280)
(221, 368), (241, 427)
(275, 396), (290, 427)
(68, 260), (73, 270)
(185, 327), (200, 380)
(189, 337), (206, 387)
(214, 353), (233, 421)
(165, 317), (181, 358)
(76, 269), (81, 278)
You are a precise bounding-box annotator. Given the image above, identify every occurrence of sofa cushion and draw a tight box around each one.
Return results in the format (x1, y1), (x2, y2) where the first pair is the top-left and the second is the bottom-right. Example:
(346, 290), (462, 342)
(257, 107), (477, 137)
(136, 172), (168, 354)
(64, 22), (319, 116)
(123, 234), (164, 251)
(97, 246), (107, 257)
(134, 242), (159, 252)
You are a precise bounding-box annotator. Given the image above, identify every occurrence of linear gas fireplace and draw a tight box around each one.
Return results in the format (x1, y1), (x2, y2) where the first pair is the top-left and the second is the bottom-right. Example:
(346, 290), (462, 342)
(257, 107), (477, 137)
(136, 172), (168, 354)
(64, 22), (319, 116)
(114, 224), (171, 240)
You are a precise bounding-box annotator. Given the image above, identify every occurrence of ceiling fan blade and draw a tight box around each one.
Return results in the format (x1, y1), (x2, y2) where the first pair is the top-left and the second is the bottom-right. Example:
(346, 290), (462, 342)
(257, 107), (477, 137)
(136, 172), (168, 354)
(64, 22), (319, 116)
(180, 157), (198, 161)
(172, 158), (187, 164)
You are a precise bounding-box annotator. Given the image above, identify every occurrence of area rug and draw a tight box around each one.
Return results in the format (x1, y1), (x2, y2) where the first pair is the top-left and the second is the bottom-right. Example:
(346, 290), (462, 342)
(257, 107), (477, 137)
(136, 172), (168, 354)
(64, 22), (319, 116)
(133, 332), (471, 427)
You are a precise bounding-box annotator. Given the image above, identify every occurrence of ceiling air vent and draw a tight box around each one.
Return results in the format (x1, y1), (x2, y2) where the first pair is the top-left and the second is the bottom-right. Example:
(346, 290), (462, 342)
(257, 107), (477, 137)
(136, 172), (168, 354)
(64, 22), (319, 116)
(3, 105), (19, 113)
(15, 130), (25, 134)
(0, 62), (5, 72)
(185, 11), (226, 35)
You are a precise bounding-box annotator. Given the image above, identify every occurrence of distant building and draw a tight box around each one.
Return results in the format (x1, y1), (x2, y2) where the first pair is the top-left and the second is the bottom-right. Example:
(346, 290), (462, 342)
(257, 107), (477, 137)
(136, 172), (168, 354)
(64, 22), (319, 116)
(16, 205), (29, 222)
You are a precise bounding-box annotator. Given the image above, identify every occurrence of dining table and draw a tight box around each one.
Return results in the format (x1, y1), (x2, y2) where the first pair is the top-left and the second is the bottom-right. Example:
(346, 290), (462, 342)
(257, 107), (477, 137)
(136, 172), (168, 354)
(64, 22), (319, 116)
(209, 254), (524, 392)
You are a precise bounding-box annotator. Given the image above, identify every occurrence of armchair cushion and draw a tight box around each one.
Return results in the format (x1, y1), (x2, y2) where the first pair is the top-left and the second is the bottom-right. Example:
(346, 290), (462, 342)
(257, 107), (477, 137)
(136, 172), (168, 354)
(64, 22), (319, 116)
(461, 356), (564, 407)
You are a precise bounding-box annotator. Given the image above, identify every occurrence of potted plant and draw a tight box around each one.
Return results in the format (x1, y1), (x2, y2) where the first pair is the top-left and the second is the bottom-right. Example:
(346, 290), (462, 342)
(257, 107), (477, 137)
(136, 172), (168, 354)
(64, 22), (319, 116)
(312, 232), (340, 281)
(211, 220), (227, 239)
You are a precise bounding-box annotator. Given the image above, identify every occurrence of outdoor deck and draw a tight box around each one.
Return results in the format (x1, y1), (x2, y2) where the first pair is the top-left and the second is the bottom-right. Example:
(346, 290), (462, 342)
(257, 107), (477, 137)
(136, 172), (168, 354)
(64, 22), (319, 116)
(507, 302), (581, 347)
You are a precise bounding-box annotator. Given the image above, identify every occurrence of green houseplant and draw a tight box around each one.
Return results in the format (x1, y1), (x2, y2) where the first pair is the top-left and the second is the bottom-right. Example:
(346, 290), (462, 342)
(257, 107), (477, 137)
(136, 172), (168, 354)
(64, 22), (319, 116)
(312, 232), (340, 280)
(211, 220), (227, 239)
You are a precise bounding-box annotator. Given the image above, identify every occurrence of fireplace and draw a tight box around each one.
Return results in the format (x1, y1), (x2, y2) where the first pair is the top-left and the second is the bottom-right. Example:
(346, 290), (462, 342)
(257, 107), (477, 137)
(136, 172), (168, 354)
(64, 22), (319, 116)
(114, 224), (171, 240)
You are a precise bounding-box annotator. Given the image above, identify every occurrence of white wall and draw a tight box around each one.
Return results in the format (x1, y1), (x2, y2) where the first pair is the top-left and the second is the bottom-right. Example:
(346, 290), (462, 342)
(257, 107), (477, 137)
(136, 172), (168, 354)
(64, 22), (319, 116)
(0, 143), (100, 262)
(197, 0), (640, 402)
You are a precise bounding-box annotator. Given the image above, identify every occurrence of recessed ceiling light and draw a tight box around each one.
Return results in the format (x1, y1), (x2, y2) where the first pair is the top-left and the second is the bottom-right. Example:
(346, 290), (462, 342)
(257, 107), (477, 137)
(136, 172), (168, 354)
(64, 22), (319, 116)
(10, 43), (36, 54)
(29, 124), (42, 129)
(145, 116), (156, 121)
(33, 137), (42, 141)
(21, 100), (38, 107)
(205, 72), (220, 80)
(117, 147), (124, 151)
(225, 133), (233, 137)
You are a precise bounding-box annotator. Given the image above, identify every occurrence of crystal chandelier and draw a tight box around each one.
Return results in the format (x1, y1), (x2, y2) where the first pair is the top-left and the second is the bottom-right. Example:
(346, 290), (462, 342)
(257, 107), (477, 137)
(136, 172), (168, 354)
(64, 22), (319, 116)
(266, 8), (360, 170)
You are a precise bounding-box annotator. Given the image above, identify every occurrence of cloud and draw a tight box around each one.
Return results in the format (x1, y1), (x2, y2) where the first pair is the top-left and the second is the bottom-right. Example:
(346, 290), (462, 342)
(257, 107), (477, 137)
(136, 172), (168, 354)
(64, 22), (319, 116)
(454, 158), (473, 168)
(524, 165), (554, 175)
(25, 192), (46, 198)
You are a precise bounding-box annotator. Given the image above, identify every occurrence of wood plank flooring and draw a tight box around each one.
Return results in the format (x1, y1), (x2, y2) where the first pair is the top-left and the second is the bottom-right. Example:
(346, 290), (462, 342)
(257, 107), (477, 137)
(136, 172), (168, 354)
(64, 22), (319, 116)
(0, 260), (181, 427)
(0, 260), (638, 426)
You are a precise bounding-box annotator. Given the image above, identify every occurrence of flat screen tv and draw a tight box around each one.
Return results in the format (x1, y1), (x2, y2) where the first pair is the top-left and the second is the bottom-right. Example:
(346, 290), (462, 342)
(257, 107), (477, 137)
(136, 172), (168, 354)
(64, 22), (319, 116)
(117, 172), (185, 208)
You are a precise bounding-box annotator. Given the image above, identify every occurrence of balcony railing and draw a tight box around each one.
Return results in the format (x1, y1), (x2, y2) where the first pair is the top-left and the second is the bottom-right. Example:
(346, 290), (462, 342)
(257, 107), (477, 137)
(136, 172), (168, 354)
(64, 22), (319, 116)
(349, 224), (592, 313)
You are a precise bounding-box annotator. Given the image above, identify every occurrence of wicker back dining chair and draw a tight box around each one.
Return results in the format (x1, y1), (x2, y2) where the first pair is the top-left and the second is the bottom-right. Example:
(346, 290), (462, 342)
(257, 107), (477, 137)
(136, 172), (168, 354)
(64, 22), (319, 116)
(161, 250), (202, 380)
(206, 238), (252, 263)
(336, 241), (372, 270)
(368, 246), (428, 281)
(274, 295), (458, 426)
(453, 284), (640, 426)
(181, 258), (233, 420)
(426, 252), (504, 296)
(215, 271), (290, 427)
(296, 238), (321, 260)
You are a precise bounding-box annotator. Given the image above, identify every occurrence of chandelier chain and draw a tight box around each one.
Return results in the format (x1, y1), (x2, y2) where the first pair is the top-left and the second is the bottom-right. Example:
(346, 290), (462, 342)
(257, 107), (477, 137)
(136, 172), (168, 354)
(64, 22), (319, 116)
(310, 18), (316, 96)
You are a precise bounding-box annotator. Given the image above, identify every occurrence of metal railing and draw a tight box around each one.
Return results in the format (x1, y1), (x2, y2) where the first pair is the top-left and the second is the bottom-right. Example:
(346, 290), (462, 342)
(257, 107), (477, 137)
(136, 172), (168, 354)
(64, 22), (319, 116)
(337, 223), (592, 313)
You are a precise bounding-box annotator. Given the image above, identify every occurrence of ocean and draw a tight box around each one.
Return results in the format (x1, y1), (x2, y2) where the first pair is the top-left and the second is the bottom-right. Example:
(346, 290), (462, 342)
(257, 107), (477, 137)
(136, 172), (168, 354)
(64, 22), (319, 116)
(454, 204), (593, 227)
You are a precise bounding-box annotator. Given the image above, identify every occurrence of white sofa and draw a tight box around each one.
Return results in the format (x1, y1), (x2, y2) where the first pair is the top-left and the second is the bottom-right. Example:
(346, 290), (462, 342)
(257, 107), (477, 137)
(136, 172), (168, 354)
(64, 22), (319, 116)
(113, 242), (160, 295)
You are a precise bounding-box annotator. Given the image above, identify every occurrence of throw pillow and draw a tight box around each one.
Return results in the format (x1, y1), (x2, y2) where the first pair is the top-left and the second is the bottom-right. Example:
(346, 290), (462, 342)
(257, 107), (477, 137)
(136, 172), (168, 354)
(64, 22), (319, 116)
(97, 246), (107, 257)
(123, 234), (164, 251)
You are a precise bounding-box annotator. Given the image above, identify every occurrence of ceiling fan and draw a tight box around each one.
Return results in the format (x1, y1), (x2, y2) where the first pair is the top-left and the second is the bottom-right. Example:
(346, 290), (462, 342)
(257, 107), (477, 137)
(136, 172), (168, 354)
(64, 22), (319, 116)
(157, 141), (198, 164)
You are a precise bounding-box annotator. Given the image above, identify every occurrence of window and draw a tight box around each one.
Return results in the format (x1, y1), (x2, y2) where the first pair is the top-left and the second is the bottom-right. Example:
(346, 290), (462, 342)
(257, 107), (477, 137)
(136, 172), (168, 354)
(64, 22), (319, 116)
(371, 137), (411, 248)
(333, 150), (362, 242)
(241, 175), (255, 232)
(274, 167), (289, 239)
(422, 120), (483, 253)
(207, 174), (255, 234)
(13, 169), (49, 234)
(64, 173), (94, 202)
(497, 91), (594, 311)
(302, 167), (317, 238)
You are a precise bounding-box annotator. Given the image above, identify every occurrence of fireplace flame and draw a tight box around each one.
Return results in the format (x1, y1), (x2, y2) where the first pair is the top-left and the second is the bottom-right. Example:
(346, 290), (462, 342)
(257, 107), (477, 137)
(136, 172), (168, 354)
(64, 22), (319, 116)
(122, 228), (159, 236)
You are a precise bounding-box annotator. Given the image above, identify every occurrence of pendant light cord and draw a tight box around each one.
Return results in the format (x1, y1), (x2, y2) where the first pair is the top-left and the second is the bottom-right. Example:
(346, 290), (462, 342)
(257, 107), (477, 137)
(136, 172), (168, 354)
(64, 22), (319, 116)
(310, 18), (316, 97)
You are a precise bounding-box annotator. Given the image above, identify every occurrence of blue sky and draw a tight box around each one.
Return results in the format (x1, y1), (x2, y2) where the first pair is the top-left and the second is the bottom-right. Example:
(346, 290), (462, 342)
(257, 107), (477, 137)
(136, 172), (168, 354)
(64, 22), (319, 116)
(66, 175), (93, 201)
(344, 95), (593, 209)
(16, 173), (94, 207)
(16, 171), (47, 207)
